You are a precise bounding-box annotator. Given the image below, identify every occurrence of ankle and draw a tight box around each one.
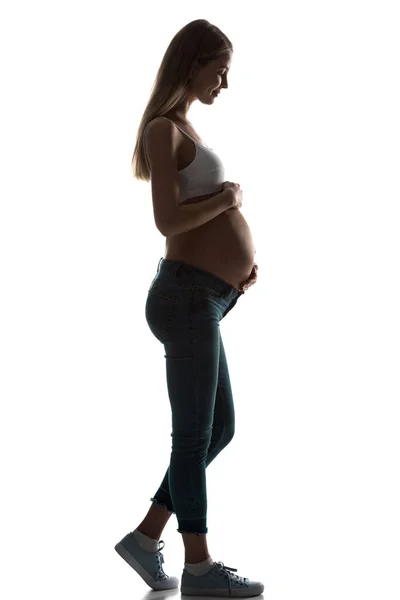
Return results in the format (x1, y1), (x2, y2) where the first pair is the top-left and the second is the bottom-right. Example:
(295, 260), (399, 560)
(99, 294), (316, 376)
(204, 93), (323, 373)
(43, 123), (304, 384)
(133, 529), (159, 552)
(136, 526), (159, 541)
(185, 556), (213, 576)
(185, 554), (211, 564)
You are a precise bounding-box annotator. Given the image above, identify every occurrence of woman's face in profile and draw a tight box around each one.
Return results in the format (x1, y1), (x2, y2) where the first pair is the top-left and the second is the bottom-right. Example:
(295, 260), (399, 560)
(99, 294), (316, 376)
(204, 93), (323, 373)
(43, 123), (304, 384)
(191, 53), (232, 104)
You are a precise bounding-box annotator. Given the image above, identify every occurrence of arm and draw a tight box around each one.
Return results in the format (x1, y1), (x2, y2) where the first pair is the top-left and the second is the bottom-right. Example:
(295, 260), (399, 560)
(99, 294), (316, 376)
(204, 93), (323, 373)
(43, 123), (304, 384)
(144, 118), (235, 237)
(163, 188), (234, 236)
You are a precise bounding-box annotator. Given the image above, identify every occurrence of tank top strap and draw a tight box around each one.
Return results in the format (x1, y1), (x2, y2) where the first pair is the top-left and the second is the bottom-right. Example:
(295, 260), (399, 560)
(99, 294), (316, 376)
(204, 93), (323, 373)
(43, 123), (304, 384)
(160, 116), (204, 146)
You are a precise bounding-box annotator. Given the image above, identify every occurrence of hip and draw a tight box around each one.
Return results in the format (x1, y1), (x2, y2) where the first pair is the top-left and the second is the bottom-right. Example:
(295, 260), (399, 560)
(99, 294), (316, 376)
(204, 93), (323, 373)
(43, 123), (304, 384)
(145, 258), (244, 344)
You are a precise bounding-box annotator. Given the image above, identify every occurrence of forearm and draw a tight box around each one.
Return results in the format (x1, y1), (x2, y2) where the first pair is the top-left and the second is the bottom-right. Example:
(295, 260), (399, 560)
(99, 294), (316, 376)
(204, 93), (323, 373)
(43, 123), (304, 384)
(164, 188), (234, 236)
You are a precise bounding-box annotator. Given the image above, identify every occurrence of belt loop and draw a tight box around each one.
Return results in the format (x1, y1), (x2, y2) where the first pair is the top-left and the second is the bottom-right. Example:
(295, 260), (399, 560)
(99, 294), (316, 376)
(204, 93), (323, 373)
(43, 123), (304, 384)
(157, 257), (163, 273)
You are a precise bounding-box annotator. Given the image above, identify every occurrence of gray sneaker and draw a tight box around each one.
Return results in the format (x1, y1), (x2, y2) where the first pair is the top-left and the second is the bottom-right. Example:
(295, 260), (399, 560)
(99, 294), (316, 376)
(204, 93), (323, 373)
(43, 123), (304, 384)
(181, 560), (264, 597)
(114, 531), (178, 590)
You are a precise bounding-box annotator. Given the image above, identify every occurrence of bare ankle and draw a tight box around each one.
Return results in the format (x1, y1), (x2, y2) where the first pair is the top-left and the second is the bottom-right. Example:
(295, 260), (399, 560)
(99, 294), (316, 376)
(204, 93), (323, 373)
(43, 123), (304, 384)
(182, 532), (210, 564)
(185, 551), (211, 562)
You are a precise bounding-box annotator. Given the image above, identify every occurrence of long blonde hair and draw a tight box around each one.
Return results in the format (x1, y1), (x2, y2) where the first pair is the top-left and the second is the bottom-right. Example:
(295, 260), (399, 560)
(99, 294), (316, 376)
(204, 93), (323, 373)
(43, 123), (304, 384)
(131, 19), (233, 182)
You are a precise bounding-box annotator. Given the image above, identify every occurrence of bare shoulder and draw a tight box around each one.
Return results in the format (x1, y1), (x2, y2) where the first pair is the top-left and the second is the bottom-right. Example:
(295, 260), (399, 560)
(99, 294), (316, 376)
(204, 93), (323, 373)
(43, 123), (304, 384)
(144, 116), (171, 137)
(144, 117), (179, 155)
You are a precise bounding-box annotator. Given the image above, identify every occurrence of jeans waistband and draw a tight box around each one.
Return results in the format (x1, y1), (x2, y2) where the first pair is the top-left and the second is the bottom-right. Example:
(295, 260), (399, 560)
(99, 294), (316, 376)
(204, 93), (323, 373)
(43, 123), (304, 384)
(155, 258), (243, 298)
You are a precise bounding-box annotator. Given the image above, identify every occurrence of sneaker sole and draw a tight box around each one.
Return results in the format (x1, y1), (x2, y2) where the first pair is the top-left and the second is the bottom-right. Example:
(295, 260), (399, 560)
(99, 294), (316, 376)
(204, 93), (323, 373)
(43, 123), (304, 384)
(181, 582), (264, 597)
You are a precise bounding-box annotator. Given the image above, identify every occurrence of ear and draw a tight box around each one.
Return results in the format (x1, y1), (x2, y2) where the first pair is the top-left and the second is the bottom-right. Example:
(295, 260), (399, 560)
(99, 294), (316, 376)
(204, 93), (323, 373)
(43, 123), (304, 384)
(191, 62), (201, 76)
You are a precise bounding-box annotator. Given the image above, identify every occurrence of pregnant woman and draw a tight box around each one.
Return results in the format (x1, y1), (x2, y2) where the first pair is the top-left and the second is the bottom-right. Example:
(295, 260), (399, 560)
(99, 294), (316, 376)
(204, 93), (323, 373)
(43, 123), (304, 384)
(114, 19), (263, 598)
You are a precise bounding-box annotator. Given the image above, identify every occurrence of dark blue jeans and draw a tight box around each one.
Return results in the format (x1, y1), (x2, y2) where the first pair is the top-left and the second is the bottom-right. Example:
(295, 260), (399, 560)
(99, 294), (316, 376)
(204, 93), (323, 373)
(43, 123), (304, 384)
(145, 258), (244, 535)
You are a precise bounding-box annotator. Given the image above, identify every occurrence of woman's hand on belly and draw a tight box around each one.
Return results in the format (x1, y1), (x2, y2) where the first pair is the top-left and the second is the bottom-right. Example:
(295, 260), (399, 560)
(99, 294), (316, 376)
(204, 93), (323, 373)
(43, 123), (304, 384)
(238, 263), (258, 293)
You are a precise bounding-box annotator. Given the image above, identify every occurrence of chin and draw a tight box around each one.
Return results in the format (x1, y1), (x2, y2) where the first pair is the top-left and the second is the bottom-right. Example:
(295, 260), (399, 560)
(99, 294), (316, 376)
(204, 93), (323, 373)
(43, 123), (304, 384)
(200, 91), (217, 105)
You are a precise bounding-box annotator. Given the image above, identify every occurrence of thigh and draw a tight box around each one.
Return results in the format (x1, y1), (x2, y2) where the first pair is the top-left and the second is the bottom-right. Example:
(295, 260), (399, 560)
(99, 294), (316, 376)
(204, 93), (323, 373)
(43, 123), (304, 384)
(212, 332), (235, 439)
(163, 294), (222, 439)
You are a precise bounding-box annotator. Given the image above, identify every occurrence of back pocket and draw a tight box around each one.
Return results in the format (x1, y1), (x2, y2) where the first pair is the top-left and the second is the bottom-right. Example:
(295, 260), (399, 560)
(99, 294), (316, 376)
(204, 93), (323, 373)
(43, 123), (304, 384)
(145, 291), (179, 344)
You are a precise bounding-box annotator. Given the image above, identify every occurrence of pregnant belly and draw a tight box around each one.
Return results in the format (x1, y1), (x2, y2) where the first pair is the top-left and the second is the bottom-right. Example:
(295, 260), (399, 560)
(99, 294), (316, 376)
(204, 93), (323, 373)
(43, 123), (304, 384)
(164, 207), (256, 291)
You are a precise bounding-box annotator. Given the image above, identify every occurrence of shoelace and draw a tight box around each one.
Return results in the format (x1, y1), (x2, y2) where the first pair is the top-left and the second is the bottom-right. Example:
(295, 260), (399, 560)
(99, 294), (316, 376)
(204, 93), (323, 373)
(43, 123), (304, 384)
(153, 540), (168, 580)
(214, 561), (249, 594)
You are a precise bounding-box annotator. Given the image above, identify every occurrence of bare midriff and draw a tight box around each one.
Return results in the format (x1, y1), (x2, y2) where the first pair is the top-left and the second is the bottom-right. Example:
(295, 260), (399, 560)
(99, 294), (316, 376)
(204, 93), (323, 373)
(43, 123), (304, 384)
(163, 120), (256, 291)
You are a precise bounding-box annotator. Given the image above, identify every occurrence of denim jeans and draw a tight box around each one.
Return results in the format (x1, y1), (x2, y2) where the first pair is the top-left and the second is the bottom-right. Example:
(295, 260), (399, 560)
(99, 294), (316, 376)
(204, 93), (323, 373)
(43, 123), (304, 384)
(145, 257), (244, 535)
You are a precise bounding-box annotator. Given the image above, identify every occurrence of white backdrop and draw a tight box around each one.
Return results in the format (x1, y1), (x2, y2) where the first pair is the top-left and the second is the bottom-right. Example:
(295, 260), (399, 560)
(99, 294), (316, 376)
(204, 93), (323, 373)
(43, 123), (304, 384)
(1, 1), (399, 599)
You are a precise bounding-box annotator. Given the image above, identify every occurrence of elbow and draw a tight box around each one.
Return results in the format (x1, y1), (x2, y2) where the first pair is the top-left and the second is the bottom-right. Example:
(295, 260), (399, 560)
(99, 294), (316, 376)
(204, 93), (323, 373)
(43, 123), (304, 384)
(156, 218), (173, 237)
(156, 208), (182, 237)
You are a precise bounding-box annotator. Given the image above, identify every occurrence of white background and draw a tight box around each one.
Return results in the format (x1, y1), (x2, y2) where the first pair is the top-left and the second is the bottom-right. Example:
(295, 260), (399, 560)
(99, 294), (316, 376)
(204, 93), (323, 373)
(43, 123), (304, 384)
(1, 1), (399, 599)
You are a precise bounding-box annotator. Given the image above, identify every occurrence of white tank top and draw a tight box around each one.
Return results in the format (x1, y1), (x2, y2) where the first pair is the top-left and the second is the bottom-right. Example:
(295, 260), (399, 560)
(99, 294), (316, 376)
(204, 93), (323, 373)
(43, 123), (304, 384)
(160, 117), (225, 204)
